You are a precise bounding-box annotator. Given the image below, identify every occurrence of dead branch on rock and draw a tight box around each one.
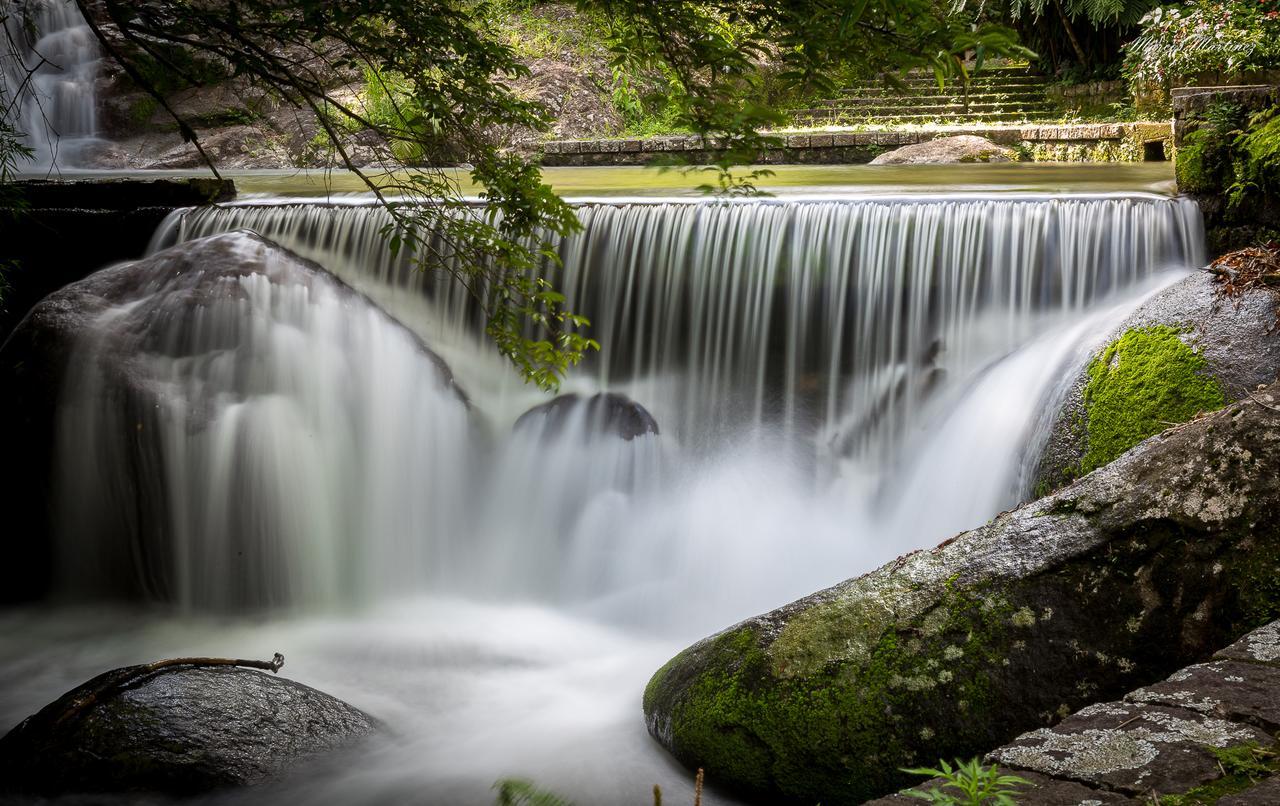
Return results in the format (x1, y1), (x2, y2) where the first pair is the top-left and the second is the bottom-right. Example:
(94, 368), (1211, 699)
(54, 652), (285, 726)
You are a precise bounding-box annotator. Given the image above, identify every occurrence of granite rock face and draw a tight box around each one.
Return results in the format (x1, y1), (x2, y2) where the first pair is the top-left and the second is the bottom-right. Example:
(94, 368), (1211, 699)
(869, 135), (1015, 164)
(1032, 269), (1280, 496)
(643, 384), (1280, 805)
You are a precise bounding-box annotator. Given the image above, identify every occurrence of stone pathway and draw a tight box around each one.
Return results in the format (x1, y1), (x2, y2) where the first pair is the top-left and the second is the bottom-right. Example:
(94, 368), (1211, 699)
(869, 621), (1280, 805)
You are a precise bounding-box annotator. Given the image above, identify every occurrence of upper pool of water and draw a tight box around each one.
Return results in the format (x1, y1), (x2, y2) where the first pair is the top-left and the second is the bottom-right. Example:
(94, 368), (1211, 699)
(24, 162), (1178, 199)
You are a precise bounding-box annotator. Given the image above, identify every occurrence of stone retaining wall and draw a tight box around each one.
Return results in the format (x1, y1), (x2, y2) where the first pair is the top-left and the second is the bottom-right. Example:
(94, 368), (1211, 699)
(540, 122), (1172, 166)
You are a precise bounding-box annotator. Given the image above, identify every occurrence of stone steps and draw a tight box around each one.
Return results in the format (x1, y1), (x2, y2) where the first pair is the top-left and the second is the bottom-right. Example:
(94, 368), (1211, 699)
(869, 620), (1280, 805)
(814, 92), (1048, 108)
(793, 66), (1055, 127)
(795, 110), (1057, 125)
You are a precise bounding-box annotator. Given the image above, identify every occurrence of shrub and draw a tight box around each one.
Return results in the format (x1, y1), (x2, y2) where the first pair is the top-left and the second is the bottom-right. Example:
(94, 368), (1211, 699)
(1122, 0), (1280, 105)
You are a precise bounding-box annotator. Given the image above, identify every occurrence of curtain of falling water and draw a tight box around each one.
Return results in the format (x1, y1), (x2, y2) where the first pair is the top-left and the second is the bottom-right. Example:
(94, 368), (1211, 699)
(154, 195), (1204, 454)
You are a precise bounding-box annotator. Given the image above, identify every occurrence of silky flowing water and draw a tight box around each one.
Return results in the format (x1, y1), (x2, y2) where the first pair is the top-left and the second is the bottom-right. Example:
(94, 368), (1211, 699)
(0, 175), (1204, 804)
(1, 0), (100, 169)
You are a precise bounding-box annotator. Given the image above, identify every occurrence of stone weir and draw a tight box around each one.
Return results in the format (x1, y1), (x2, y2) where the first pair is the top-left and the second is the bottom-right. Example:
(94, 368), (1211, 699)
(0, 177), (234, 340)
(540, 122), (1173, 166)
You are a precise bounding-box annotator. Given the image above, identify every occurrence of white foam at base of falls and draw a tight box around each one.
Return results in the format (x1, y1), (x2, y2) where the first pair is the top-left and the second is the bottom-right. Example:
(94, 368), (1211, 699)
(11, 192), (1203, 804)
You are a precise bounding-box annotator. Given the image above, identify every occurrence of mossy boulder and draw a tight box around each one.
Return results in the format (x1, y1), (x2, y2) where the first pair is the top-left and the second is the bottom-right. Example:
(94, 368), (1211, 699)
(643, 383), (1280, 806)
(0, 663), (378, 795)
(1032, 270), (1280, 497)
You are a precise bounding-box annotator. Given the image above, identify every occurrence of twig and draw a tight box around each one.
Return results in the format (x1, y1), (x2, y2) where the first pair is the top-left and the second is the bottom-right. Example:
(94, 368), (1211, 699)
(55, 653), (285, 726)
(1248, 390), (1280, 412)
(693, 768), (704, 806)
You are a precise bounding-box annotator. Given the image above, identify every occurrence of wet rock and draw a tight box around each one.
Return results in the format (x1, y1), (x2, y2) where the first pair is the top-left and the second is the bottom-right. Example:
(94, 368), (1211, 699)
(1125, 660), (1280, 731)
(869, 135), (1014, 165)
(1215, 620), (1280, 666)
(1219, 777), (1280, 805)
(514, 392), (659, 441)
(1032, 270), (1280, 496)
(0, 232), (467, 603)
(989, 701), (1270, 795)
(0, 663), (377, 795)
(642, 384), (1280, 805)
(865, 770), (1135, 804)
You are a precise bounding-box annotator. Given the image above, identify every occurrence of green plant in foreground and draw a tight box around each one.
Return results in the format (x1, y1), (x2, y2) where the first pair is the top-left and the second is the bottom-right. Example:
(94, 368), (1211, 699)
(901, 758), (1030, 805)
(494, 778), (573, 806)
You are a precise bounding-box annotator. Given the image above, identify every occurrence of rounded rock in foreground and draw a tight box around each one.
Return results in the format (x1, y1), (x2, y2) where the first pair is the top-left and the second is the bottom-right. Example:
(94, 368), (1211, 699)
(514, 392), (660, 441)
(0, 662), (378, 795)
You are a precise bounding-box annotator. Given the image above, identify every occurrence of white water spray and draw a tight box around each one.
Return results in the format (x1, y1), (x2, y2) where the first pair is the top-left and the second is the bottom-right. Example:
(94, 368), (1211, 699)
(8, 191), (1205, 805)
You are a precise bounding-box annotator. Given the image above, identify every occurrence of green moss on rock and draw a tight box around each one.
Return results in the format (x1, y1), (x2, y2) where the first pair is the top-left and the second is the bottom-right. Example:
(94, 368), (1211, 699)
(645, 384), (1280, 805)
(1080, 325), (1225, 474)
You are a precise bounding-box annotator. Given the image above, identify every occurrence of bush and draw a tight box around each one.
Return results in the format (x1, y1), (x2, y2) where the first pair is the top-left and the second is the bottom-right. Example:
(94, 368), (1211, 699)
(1123, 0), (1280, 106)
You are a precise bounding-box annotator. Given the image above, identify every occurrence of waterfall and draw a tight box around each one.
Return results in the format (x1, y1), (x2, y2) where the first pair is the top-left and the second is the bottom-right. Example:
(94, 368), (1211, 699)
(51, 232), (474, 610)
(155, 194), (1204, 453)
(1, 0), (100, 169)
(34, 193), (1203, 615)
(13, 191), (1205, 804)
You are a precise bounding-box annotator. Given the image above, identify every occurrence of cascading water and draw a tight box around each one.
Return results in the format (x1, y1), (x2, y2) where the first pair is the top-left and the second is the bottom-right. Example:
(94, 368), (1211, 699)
(155, 194), (1202, 451)
(4, 188), (1204, 805)
(1, 0), (100, 168)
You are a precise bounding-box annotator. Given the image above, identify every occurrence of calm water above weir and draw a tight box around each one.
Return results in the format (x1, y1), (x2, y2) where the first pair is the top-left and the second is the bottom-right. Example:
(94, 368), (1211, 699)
(25, 161), (1178, 198)
(1, 164), (1198, 806)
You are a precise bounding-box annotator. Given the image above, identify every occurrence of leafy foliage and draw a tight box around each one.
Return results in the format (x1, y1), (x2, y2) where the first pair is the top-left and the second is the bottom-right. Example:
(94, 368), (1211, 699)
(493, 778), (574, 806)
(900, 758), (1030, 805)
(1009, 0), (1156, 28)
(1176, 101), (1249, 194)
(0, 6), (34, 310)
(1231, 105), (1280, 205)
(74, 0), (596, 390)
(1123, 0), (1280, 94)
(49, 0), (1031, 388)
(1177, 98), (1280, 222)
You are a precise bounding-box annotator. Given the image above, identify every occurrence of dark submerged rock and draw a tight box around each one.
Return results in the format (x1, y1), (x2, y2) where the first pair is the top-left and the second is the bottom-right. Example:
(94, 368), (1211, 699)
(0, 663), (377, 795)
(514, 392), (659, 441)
(643, 382), (1280, 805)
(1032, 269), (1280, 497)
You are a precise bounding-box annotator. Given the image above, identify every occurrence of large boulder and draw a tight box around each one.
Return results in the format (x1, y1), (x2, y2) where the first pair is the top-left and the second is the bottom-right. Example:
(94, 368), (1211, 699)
(0, 661), (377, 795)
(1032, 267), (1280, 496)
(869, 135), (1014, 165)
(0, 231), (469, 605)
(514, 392), (659, 441)
(643, 383), (1280, 805)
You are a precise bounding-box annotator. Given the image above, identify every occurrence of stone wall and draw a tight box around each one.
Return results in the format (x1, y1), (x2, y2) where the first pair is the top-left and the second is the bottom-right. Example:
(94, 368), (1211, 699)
(540, 122), (1173, 166)
(1173, 84), (1280, 253)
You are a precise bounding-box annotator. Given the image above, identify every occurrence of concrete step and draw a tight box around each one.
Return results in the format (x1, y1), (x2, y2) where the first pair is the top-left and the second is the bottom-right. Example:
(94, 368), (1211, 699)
(790, 111), (1058, 125)
(795, 102), (1055, 117)
(812, 93), (1049, 109)
(844, 76), (1048, 90)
